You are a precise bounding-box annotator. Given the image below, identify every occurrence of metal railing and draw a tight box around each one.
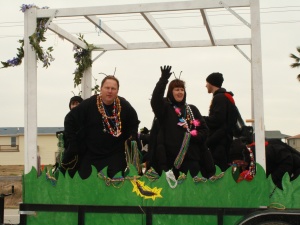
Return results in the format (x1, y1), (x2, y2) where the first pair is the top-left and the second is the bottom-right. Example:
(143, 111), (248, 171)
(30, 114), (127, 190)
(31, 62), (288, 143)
(19, 203), (268, 225)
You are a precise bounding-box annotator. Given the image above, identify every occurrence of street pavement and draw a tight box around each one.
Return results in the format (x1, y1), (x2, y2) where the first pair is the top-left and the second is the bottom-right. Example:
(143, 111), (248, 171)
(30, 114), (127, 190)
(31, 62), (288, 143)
(4, 209), (19, 224)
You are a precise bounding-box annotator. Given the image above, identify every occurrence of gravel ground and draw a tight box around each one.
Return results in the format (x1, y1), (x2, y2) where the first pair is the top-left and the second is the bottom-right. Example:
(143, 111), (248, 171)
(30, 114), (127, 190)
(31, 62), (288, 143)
(0, 165), (23, 208)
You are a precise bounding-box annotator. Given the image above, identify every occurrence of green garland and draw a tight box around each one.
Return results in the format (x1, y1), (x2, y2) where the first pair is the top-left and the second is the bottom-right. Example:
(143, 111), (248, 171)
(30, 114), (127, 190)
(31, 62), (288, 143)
(73, 34), (95, 87)
(0, 39), (24, 68)
(1, 4), (53, 69)
(2, 5), (98, 88)
(28, 17), (54, 68)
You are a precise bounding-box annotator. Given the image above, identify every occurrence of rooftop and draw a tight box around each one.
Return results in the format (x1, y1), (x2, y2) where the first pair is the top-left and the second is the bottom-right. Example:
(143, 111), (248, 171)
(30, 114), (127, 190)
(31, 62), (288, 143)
(287, 134), (300, 140)
(265, 130), (290, 140)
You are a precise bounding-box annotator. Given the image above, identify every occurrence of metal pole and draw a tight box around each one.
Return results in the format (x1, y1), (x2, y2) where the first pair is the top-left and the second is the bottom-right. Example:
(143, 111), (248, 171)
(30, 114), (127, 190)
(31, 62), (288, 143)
(0, 194), (4, 224)
(0, 185), (15, 224)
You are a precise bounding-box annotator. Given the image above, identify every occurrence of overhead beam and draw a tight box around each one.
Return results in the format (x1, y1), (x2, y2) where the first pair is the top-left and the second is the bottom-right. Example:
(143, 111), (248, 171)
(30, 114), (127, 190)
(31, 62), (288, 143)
(234, 45), (251, 62)
(36, 0), (250, 18)
(220, 1), (251, 28)
(48, 23), (87, 49)
(200, 9), (216, 46)
(85, 16), (128, 49)
(93, 38), (251, 51)
(141, 12), (172, 48)
(93, 50), (107, 63)
(44, 10), (58, 28)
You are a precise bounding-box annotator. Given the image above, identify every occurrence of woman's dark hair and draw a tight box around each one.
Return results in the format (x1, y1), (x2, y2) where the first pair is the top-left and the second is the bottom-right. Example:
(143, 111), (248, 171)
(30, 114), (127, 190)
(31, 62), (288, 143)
(167, 79), (185, 97)
(101, 75), (120, 89)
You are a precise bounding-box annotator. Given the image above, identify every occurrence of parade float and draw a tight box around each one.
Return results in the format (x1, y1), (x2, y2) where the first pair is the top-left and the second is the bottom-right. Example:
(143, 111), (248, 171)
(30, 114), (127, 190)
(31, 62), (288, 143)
(19, 163), (300, 225)
(2, 1), (300, 224)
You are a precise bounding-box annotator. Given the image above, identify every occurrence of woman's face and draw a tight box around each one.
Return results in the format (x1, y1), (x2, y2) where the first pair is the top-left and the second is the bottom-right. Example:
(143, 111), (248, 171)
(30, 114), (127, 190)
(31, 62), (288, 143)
(100, 79), (119, 105)
(172, 87), (185, 102)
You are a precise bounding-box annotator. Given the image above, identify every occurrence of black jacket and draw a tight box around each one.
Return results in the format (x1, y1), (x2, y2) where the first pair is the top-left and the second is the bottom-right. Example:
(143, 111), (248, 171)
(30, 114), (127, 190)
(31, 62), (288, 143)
(151, 77), (208, 169)
(204, 88), (234, 147)
(63, 94), (139, 161)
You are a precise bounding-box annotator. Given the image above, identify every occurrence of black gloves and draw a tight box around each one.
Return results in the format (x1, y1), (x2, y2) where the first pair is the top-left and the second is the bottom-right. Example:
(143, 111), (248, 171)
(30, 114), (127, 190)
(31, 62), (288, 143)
(161, 65), (172, 80)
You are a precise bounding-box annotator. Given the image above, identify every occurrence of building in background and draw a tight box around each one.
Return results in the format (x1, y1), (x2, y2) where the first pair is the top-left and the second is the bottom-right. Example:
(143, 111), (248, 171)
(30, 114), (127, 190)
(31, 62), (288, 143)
(287, 134), (300, 152)
(1, 127), (299, 165)
(0, 127), (63, 166)
(265, 130), (290, 141)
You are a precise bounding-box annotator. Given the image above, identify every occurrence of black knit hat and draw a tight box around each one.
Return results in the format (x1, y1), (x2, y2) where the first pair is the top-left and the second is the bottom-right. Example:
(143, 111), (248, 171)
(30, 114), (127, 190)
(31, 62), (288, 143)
(206, 72), (224, 88)
(69, 96), (83, 110)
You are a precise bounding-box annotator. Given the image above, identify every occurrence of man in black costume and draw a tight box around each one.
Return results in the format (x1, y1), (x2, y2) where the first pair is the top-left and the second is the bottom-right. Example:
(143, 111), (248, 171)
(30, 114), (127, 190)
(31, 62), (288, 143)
(61, 75), (140, 179)
(204, 72), (236, 172)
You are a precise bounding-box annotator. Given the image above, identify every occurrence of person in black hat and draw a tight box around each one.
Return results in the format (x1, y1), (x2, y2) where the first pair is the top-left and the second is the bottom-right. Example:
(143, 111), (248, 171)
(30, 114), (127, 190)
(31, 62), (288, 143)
(69, 96), (83, 110)
(203, 72), (237, 172)
(56, 96), (83, 139)
(54, 96), (83, 174)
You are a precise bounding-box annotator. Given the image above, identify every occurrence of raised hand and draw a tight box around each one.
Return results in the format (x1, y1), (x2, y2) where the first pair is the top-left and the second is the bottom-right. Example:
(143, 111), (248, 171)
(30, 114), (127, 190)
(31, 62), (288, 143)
(160, 65), (172, 80)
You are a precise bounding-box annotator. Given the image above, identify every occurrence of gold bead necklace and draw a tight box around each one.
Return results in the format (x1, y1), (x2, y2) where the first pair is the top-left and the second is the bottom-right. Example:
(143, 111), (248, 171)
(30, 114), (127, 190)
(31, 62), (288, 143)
(97, 94), (122, 137)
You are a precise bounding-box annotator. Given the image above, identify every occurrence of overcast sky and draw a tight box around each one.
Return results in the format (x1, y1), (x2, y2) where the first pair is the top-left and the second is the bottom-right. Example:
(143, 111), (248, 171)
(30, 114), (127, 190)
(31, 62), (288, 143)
(0, 0), (299, 136)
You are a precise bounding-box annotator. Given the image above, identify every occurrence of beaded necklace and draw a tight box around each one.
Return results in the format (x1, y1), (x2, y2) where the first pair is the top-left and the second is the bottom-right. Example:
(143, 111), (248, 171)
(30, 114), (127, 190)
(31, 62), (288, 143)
(170, 100), (200, 136)
(247, 146), (256, 177)
(168, 99), (201, 169)
(97, 94), (122, 137)
(235, 145), (256, 182)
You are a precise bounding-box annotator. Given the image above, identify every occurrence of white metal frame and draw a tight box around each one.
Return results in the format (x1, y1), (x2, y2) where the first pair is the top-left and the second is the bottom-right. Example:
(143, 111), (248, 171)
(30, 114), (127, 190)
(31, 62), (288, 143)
(23, 0), (265, 174)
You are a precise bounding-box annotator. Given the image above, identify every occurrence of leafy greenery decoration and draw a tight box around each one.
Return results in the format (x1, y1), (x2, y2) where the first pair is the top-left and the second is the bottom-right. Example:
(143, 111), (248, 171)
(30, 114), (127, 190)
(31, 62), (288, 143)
(73, 34), (95, 87)
(0, 39), (24, 68)
(1, 4), (54, 69)
(91, 76), (100, 95)
(2, 5), (98, 88)
(28, 17), (54, 68)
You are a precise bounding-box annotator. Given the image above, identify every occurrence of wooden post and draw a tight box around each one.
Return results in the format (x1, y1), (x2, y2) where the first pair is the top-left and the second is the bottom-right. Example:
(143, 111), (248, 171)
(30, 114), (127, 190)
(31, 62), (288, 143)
(81, 53), (92, 99)
(81, 66), (92, 99)
(24, 8), (38, 174)
(250, 0), (266, 170)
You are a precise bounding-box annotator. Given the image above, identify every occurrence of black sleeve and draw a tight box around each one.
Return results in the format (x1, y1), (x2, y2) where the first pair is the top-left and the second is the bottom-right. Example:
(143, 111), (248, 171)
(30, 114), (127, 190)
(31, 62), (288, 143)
(147, 118), (160, 166)
(151, 77), (169, 122)
(63, 111), (80, 161)
(205, 94), (227, 129)
(120, 97), (140, 140)
(63, 97), (91, 161)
